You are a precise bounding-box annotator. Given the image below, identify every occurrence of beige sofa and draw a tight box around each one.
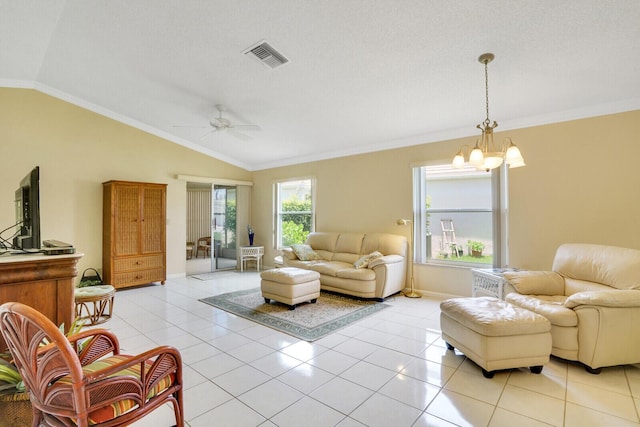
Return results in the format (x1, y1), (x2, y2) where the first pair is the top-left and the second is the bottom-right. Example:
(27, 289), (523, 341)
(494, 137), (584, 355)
(281, 232), (407, 300)
(504, 243), (640, 373)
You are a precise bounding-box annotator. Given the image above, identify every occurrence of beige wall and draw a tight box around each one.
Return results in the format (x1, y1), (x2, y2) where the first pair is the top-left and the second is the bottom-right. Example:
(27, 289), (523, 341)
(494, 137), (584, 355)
(0, 88), (251, 280)
(3, 87), (639, 297)
(252, 110), (640, 296)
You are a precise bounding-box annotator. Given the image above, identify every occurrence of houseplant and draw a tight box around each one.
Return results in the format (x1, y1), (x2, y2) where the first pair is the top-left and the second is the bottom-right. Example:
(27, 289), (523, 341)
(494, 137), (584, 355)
(468, 240), (485, 257)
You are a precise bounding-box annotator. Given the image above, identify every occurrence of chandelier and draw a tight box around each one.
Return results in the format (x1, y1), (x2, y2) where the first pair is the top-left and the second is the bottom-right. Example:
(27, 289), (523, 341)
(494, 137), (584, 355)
(452, 53), (525, 171)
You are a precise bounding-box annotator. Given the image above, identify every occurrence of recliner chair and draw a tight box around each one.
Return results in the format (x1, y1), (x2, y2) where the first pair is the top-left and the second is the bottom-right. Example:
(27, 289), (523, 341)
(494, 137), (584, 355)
(503, 243), (640, 373)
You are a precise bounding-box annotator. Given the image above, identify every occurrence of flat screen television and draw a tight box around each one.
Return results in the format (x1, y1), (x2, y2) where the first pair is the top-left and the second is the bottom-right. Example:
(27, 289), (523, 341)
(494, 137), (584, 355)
(13, 166), (41, 250)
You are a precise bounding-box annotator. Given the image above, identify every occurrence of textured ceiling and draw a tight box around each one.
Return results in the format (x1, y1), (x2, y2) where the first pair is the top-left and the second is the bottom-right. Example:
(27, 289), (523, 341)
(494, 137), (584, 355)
(2, 1), (640, 171)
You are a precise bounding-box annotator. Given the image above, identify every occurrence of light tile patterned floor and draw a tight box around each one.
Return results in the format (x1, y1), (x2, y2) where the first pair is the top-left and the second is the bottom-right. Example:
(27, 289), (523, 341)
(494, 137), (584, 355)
(94, 271), (640, 426)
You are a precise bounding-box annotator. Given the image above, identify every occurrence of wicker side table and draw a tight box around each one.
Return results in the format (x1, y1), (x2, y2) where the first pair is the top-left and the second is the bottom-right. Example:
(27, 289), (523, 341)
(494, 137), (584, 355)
(74, 285), (115, 325)
(240, 246), (264, 272)
(471, 268), (520, 300)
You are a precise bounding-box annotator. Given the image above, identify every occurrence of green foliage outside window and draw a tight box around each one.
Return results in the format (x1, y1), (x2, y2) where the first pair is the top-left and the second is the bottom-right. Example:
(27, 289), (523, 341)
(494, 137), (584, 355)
(225, 199), (236, 248)
(281, 196), (312, 246)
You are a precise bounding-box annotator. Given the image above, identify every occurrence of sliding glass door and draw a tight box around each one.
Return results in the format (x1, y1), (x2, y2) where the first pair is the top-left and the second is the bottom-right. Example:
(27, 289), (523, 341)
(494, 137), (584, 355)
(212, 185), (237, 270)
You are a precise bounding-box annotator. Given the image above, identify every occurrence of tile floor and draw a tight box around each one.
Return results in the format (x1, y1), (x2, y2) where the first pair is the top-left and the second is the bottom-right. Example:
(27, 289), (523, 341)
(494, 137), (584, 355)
(96, 271), (640, 427)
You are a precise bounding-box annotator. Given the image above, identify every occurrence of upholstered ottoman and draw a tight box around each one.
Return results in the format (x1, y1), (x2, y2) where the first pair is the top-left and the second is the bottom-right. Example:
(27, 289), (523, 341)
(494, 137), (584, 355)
(440, 297), (551, 378)
(260, 267), (321, 310)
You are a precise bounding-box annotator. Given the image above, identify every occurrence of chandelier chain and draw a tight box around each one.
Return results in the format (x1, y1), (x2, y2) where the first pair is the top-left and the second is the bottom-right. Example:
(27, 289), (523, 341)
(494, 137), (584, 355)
(484, 59), (490, 126)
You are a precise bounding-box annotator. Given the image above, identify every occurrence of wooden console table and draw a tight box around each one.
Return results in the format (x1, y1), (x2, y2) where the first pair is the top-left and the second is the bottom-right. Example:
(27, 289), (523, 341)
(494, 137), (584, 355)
(0, 253), (82, 350)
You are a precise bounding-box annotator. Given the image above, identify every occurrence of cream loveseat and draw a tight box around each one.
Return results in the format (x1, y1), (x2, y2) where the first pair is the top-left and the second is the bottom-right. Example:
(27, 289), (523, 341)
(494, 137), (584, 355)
(504, 243), (640, 373)
(281, 232), (408, 300)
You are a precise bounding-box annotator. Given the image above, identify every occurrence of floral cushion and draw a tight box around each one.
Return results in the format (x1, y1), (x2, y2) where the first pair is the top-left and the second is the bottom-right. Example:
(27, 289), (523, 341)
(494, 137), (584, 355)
(353, 251), (383, 269)
(55, 355), (174, 424)
(290, 244), (322, 261)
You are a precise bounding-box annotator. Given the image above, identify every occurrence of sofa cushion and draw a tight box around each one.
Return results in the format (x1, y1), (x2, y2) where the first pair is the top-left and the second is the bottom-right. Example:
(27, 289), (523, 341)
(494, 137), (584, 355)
(552, 243), (640, 290)
(503, 271), (565, 295)
(307, 261), (353, 277)
(290, 244), (322, 261)
(285, 259), (321, 269)
(332, 233), (365, 263)
(361, 233), (407, 257)
(306, 232), (339, 252)
(506, 293), (577, 327)
(336, 267), (376, 281)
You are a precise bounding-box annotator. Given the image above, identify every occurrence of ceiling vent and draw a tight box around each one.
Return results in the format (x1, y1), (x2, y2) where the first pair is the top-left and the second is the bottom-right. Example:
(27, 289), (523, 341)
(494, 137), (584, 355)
(243, 41), (289, 69)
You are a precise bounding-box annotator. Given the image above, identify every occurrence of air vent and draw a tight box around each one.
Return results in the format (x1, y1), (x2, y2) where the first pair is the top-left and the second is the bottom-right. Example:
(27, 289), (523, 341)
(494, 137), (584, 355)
(243, 41), (289, 69)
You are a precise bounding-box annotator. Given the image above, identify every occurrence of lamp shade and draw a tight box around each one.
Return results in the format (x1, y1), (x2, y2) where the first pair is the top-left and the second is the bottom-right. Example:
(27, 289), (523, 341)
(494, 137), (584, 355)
(469, 146), (484, 166)
(452, 151), (465, 168)
(505, 143), (525, 168)
(479, 153), (504, 171)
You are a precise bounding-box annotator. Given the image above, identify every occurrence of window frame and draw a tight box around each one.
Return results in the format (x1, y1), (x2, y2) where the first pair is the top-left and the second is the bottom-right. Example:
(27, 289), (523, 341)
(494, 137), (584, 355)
(412, 161), (508, 268)
(273, 177), (316, 249)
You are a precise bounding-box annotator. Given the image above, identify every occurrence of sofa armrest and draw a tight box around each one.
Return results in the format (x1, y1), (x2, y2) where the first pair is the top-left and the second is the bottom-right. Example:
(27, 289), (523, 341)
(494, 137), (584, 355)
(565, 290), (640, 308)
(369, 255), (406, 299)
(503, 270), (565, 295)
(282, 247), (298, 260)
(368, 254), (403, 268)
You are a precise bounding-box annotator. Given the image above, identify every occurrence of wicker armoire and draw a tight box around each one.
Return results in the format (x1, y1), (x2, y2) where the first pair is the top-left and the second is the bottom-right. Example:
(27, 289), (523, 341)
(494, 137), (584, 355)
(102, 180), (167, 289)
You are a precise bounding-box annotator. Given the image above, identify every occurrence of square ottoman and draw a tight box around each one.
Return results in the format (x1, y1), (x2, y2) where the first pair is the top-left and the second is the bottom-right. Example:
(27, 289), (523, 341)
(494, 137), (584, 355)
(440, 297), (551, 378)
(260, 267), (321, 310)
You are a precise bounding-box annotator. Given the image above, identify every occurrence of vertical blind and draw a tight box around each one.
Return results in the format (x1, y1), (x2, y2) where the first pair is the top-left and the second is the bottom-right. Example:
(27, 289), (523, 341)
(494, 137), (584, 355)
(186, 188), (211, 244)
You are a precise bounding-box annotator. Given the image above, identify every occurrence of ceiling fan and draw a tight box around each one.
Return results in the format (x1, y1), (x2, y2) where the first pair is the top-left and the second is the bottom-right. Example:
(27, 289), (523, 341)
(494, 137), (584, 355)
(173, 104), (260, 140)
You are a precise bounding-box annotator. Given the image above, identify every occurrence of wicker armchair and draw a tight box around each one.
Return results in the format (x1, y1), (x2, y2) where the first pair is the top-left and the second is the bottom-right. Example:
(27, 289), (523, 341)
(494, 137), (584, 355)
(0, 302), (184, 427)
(196, 236), (211, 258)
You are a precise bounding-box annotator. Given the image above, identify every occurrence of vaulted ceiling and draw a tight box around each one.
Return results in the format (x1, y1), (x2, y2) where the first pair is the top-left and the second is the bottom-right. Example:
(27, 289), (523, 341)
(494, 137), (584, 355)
(2, 1), (639, 171)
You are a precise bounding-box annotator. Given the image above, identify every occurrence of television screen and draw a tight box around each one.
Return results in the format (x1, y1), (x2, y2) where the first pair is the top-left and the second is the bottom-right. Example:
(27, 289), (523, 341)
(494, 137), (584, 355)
(13, 166), (41, 250)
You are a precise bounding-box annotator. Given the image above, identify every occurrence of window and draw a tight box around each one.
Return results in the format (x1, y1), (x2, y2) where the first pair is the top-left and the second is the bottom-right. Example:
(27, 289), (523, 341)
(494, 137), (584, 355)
(413, 163), (507, 267)
(274, 178), (315, 248)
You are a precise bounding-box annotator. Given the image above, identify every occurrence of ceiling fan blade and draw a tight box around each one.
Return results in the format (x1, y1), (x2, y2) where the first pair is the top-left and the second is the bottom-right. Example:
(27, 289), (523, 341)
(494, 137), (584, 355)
(199, 129), (217, 140)
(232, 124), (261, 131)
(170, 124), (208, 129)
(228, 129), (251, 141)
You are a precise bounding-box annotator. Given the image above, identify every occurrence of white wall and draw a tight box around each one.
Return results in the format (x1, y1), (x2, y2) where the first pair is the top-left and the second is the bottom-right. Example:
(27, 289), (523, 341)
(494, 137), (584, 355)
(4, 88), (640, 298)
(0, 88), (251, 280)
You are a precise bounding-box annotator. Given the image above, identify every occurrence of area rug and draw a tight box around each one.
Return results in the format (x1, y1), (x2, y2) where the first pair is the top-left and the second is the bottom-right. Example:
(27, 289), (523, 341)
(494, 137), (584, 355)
(199, 288), (389, 341)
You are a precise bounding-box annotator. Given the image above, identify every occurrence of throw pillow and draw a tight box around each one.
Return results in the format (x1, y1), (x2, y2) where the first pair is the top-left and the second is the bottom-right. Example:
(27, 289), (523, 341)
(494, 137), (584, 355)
(354, 251), (383, 269)
(290, 244), (322, 261)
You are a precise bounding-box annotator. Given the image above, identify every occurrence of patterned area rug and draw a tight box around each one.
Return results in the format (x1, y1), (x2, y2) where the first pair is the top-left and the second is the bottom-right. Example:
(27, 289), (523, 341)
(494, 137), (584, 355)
(199, 288), (388, 341)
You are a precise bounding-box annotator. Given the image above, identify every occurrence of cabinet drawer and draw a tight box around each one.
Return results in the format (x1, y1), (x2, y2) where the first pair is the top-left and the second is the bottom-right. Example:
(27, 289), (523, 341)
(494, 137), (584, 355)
(113, 268), (165, 287)
(114, 255), (163, 271)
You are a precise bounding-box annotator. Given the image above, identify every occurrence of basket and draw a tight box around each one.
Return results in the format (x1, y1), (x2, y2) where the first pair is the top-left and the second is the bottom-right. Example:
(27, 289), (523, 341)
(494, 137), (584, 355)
(0, 392), (32, 427)
(78, 268), (104, 288)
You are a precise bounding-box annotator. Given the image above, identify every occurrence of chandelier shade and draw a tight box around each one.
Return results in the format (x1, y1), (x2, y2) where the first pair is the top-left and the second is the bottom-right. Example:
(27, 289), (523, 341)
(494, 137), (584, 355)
(453, 53), (525, 171)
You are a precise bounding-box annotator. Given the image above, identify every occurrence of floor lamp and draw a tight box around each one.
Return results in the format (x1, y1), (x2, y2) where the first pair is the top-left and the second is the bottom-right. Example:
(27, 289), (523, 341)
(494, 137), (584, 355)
(396, 219), (421, 298)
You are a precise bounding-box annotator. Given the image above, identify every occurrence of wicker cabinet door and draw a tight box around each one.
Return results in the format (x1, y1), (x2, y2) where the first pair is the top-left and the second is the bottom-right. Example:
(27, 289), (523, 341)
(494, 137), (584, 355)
(141, 186), (166, 254)
(103, 180), (167, 288)
(114, 185), (140, 256)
